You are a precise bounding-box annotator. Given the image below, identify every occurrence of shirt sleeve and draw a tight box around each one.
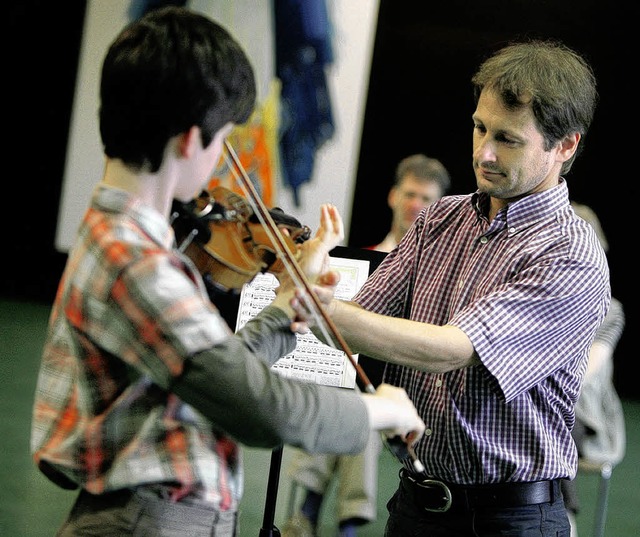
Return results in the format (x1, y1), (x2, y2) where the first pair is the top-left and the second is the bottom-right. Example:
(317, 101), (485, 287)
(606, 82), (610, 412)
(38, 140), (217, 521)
(235, 305), (297, 365)
(171, 330), (371, 454)
(452, 255), (610, 402)
(87, 252), (235, 389)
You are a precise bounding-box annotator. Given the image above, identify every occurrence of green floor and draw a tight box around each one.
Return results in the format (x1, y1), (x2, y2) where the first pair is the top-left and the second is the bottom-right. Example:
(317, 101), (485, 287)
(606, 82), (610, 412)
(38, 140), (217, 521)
(2, 298), (639, 536)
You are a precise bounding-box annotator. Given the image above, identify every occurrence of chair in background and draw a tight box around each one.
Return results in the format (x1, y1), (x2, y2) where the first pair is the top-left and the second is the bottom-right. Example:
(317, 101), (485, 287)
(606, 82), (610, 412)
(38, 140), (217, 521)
(577, 458), (615, 537)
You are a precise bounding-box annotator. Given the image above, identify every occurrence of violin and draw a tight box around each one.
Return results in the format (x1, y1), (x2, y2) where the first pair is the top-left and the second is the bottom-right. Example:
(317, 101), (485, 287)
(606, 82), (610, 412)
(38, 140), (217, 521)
(171, 186), (311, 292)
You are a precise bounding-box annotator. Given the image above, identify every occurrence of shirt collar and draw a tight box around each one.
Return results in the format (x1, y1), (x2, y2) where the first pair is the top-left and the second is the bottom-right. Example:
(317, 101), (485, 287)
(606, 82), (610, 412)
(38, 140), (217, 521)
(91, 184), (175, 250)
(471, 178), (570, 233)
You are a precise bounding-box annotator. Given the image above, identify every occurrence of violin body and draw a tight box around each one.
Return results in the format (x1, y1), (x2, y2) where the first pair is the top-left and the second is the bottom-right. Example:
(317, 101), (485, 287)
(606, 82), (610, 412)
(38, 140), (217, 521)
(172, 186), (310, 292)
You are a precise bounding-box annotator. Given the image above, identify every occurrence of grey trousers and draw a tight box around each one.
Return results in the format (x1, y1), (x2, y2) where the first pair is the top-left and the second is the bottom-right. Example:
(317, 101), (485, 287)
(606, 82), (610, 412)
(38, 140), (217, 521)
(56, 486), (237, 537)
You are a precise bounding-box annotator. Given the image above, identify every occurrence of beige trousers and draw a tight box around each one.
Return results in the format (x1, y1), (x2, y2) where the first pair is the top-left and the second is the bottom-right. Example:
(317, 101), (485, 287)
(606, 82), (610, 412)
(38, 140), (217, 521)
(286, 431), (383, 523)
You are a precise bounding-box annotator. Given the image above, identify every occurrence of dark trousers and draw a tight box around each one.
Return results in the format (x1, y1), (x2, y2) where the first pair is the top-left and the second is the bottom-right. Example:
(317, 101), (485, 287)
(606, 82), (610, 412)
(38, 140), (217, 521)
(384, 480), (570, 536)
(56, 486), (237, 537)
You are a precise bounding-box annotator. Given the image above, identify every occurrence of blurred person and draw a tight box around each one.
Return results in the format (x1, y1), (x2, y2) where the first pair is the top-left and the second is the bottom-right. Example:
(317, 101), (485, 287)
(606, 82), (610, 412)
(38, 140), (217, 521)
(292, 39), (609, 536)
(561, 202), (626, 537)
(283, 154), (450, 537)
(29, 7), (425, 536)
(373, 154), (451, 252)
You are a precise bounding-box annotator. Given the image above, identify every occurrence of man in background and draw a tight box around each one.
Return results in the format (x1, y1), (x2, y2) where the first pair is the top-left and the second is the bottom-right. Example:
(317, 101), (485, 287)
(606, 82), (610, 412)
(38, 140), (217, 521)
(372, 154), (451, 252)
(283, 154), (450, 537)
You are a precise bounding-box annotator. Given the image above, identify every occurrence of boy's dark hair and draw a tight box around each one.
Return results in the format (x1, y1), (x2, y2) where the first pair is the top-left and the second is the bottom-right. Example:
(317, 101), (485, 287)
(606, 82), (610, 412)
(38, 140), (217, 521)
(472, 39), (597, 174)
(99, 6), (256, 172)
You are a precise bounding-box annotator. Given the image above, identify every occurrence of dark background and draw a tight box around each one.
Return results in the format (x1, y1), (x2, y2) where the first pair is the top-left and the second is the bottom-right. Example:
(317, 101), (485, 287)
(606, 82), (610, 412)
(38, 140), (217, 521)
(5, 1), (635, 400)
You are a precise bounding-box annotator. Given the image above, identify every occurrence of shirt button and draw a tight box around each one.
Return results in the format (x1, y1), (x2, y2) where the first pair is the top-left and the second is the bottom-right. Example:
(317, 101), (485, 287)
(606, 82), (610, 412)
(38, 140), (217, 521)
(425, 429), (433, 436)
(435, 379), (443, 387)
(480, 236), (488, 244)
(509, 226), (517, 234)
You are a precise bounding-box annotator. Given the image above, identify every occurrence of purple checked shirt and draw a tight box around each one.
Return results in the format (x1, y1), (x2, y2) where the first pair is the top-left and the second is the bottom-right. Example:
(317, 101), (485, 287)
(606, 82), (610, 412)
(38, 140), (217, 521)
(353, 179), (610, 484)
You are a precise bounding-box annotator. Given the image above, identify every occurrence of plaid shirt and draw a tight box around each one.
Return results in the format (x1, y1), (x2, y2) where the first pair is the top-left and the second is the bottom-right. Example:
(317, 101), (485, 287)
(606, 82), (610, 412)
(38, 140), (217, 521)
(354, 179), (610, 484)
(32, 185), (361, 510)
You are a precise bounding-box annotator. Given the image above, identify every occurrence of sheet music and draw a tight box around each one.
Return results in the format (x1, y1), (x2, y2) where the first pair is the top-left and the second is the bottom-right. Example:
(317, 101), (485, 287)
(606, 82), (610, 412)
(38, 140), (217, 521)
(236, 256), (370, 388)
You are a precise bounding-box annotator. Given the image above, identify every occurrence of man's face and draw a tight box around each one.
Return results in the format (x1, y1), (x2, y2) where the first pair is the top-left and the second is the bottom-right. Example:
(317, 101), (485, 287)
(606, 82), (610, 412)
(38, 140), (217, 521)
(389, 173), (444, 236)
(471, 88), (564, 203)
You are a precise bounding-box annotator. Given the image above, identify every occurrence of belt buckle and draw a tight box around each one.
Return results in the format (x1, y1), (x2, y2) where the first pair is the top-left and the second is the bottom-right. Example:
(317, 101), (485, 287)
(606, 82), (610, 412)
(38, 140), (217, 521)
(415, 479), (453, 512)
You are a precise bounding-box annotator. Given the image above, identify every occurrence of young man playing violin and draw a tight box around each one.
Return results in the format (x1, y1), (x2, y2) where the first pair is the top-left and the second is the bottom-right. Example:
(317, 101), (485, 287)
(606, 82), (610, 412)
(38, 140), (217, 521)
(30, 7), (424, 536)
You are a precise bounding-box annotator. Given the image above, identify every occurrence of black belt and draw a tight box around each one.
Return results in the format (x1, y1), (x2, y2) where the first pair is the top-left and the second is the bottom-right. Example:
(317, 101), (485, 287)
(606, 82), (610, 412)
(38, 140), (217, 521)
(399, 468), (560, 513)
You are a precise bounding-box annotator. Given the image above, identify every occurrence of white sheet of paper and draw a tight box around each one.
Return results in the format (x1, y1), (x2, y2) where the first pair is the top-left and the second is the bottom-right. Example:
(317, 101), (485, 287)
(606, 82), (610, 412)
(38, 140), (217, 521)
(236, 256), (370, 388)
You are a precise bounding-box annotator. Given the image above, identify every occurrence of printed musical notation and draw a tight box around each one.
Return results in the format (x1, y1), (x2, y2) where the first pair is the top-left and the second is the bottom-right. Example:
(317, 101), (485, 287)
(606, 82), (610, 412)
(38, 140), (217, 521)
(236, 256), (370, 388)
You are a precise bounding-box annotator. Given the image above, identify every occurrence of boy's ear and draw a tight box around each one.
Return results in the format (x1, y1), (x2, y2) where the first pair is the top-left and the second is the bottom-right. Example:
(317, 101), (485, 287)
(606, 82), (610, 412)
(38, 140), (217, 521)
(178, 126), (201, 158)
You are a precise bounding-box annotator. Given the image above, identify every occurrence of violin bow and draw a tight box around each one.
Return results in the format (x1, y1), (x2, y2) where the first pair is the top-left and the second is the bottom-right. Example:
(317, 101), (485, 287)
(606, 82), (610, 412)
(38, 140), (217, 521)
(223, 140), (425, 474)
